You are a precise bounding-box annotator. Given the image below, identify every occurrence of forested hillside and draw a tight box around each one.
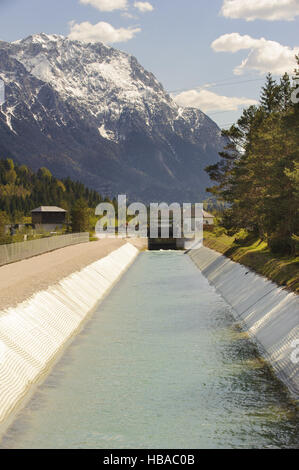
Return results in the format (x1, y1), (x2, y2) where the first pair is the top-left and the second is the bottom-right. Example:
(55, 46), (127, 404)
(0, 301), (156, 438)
(0, 158), (103, 222)
(206, 60), (299, 255)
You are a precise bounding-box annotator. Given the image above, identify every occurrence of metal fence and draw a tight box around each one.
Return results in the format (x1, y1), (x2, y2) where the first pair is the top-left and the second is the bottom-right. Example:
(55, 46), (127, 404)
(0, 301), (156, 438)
(0, 233), (90, 267)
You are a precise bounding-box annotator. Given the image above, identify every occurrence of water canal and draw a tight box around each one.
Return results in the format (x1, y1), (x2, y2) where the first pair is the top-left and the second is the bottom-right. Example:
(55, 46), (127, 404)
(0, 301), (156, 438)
(1, 252), (298, 449)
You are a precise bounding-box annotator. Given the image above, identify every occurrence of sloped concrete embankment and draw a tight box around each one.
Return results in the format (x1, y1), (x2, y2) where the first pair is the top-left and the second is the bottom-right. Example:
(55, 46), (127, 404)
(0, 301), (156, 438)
(0, 243), (139, 428)
(188, 246), (299, 399)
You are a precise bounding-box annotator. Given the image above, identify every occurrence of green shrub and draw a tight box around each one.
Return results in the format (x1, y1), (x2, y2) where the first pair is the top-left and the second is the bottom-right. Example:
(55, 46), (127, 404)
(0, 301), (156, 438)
(268, 236), (294, 255)
(214, 226), (226, 237)
(234, 229), (250, 244)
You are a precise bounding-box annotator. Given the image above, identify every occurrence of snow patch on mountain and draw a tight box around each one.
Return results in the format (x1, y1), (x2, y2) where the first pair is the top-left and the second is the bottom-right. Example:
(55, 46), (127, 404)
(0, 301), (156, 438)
(9, 34), (206, 140)
(4, 106), (17, 134)
(98, 124), (116, 141)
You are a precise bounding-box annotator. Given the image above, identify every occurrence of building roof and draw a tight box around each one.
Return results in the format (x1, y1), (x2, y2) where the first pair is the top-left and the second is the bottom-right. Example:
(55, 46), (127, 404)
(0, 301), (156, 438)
(202, 210), (214, 218)
(31, 206), (67, 213)
(182, 208), (214, 218)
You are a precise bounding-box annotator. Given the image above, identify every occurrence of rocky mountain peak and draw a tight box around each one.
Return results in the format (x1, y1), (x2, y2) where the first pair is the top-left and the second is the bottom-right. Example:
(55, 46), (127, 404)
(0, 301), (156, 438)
(0, 34), (225, 202)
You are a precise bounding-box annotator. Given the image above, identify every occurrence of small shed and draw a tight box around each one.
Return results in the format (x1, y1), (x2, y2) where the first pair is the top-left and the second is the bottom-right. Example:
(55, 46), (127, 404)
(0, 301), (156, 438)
(182, 208), (215, 227)
(31, 206), (67, 230)
(202, 210), (214, 226)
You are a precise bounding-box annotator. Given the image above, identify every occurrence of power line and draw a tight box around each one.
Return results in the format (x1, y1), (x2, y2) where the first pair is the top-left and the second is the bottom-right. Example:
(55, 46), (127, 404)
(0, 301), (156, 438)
(217, 122), (236, 128)
(208, 110), (238, 116)
(169, 77), (265, 95)
(206, 77), (265, 89)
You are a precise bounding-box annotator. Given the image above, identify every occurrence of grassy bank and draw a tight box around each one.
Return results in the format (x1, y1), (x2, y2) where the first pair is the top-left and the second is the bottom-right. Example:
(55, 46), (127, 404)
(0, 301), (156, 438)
(203, 231), (299, 294)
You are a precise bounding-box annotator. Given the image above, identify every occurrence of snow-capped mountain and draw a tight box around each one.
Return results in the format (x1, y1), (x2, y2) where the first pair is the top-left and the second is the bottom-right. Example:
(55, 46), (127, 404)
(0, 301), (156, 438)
(0, 33), (225, 202)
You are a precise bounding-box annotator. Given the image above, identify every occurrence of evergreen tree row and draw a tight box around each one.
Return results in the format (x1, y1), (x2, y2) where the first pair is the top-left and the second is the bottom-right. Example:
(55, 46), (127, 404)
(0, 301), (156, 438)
(0, 159), (104, 222)
(205, 59), (299, 254)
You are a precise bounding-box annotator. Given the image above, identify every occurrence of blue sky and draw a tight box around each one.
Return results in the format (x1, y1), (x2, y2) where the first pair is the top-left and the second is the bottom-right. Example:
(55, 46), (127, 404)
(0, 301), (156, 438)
(0, 0), (298, 127)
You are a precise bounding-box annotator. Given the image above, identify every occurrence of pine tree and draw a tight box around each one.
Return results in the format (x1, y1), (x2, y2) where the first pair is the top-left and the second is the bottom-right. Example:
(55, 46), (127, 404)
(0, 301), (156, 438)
(279, 73), (292, 111)
(260, 73), (280, 114)
(0, 211), (10, 236)
(71, 199), (89, 233)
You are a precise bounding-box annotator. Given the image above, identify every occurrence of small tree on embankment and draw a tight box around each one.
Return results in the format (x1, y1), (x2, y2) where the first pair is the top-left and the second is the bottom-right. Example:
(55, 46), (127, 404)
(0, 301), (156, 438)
(0, 210), (10, 244)
(71, 199), (90, 233)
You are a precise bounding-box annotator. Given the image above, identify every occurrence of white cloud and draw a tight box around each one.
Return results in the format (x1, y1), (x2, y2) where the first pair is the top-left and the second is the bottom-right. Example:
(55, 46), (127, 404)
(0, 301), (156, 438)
(134, 2), (154, 13)
(221, 0), (299, 21)
(173, 89), (257, 112)
(79, 0), (128, 12)
(211, 33), (299, 75)
(68, 20), (141, 43)
(212, 33), (259, 53)
(122, 12), (138, 19)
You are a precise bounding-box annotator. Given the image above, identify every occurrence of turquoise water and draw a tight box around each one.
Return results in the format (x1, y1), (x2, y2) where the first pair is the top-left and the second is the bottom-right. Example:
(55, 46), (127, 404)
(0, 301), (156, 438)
(1, 252), (298, 449)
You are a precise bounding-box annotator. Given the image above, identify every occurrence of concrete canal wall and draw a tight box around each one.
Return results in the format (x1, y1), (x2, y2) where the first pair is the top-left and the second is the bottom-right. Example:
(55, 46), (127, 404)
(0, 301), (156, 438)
(0, 242), (139, 429)
(188, 246), (299, 399)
